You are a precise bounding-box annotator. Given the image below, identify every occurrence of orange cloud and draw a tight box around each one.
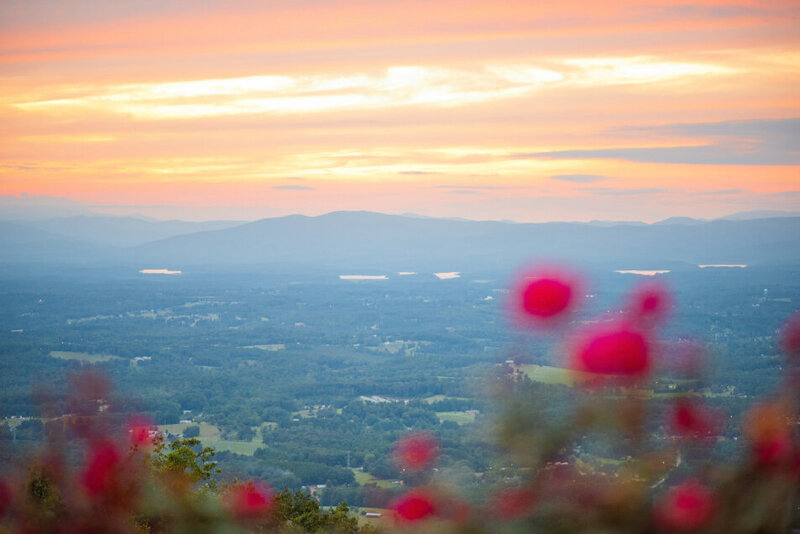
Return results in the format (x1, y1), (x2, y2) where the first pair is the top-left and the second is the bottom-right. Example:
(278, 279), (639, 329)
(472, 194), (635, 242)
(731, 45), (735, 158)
(0, 0), (798, 221)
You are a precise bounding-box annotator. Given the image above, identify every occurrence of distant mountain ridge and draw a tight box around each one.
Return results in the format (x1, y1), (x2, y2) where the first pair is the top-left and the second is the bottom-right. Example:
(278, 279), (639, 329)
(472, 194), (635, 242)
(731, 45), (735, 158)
(22, 216), (242, 247)
(2, 211), (799, 270)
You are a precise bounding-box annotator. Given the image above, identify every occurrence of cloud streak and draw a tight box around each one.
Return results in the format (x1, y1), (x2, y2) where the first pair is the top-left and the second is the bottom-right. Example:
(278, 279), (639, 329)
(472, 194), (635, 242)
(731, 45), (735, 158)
(272, 185), (315, 191)
(550, 174), (610, 183)
(515, 118), (800, 166)
(580, 187), (668, 196)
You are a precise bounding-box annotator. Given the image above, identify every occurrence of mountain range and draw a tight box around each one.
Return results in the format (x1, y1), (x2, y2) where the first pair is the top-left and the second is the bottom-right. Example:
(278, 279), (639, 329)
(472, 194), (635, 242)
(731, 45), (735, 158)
(1, 211), (799, 272)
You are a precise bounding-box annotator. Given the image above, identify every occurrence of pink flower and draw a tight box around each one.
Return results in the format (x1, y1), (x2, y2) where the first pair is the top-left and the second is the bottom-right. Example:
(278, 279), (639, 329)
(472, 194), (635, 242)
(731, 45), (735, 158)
(391, 490), (437, 522)
(745, 403), (795, 469)
(781, 311), (800, 359)
(627, 281), (672, 326)
(670, 399), (717, 440)
(655, 480), (715, 531)
(572, 324), (650, 377)
(127, 415), (154, 447)
(509, 266), (581, 329)
(81, 439), (121, 496)
(492, 487), (537, 520)
(229, 482), (273, 519)
(754, 436), (793, 467)
(522, 278), (572, 318)
(394, 432), (439, 471)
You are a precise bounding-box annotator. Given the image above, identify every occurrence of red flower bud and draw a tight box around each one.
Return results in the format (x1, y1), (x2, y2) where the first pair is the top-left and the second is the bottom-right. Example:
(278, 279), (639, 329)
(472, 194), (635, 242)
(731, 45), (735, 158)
(670, 399), (718, 440)
(522, 278), (572, 318)
(627, 281), (672, 327)
(391, 490), (437, 522)
(509, 266), (581, 329)
(655, 480), (715, 531)
(745, 403), (795, 469)
(81, 439), (121, 496)
(573, 324), (650, 377)
(229, 483), (273, 519)
(394, 432), (439, 471)
(753, 434), (793, 467)
(127, 415), (155, 447)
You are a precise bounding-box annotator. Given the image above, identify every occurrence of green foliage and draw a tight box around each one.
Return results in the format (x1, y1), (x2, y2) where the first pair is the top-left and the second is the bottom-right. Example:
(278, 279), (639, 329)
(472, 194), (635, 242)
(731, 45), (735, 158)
(273, 489), (363, 533)
(151, 436), (219, 486)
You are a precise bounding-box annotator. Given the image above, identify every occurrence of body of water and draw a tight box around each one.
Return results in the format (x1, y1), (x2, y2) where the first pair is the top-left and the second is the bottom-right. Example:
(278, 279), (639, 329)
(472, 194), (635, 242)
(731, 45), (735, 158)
(614, 270), (670, 276)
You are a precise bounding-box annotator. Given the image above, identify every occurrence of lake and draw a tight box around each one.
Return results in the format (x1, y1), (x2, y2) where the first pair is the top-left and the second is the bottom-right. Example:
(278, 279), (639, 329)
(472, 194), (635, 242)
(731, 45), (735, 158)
(614, 270), (670, 276)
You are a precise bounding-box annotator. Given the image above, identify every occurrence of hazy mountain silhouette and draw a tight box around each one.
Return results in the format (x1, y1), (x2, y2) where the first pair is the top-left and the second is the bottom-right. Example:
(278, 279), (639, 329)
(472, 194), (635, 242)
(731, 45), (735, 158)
(0, 221), (107, 262)
(24, 216), (242, 247)
(128, 211), (800, 270)
(719, 210), (800, 220)
(2, 212), (799, 270)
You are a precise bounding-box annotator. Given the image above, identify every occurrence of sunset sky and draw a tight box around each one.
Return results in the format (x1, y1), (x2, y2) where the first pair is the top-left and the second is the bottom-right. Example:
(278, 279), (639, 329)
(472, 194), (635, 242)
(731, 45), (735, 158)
(1, 0), (798, 222)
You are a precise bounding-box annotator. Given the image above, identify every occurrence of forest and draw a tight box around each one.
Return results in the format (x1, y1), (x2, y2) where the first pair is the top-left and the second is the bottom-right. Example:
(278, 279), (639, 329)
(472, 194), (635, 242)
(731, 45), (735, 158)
(1, 262), (798, 511)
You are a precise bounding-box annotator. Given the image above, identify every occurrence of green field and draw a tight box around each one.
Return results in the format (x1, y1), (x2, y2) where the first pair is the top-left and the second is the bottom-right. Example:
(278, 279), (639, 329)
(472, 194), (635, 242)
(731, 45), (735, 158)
(436, 411), (476, 425)
(352, 507), (389, 527)
(158, 422), (263, 455)
(350, 469), (399, 488)
(50, 351), (122, 362)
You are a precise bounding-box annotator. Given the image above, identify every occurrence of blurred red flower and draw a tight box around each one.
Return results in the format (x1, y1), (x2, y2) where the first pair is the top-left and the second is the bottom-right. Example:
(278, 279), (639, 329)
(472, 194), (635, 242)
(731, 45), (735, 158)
(81, 439), (121, 496)
(522, 278), (572, 318)
(573, 324), (650, 377)
(394, 432), (439, 471)
(781, 311), (800, 359)
(627, 281), (672, 326)
(229, 483), (273, 519)
(492, 486), (537, 520)
(509, 266), (581, 329)
(745, 403), (795, 469)
(754, 436), (794, 468)
(670, 399), (718, 440)
(391, 490), (437, 522)
(655, 480), (715, 531)
(127, 415), (154, 447)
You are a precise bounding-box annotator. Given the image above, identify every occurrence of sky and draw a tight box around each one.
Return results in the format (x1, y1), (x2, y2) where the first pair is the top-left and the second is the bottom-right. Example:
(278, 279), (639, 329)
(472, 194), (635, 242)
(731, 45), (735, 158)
(1, 0), (798, 222)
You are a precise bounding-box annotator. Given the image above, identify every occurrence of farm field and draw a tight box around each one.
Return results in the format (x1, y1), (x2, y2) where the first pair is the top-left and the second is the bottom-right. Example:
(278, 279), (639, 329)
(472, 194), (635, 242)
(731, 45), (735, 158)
(436, 411), (476, 425)
(158, 421), (264, 456)
(350, 469), (400, 489)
